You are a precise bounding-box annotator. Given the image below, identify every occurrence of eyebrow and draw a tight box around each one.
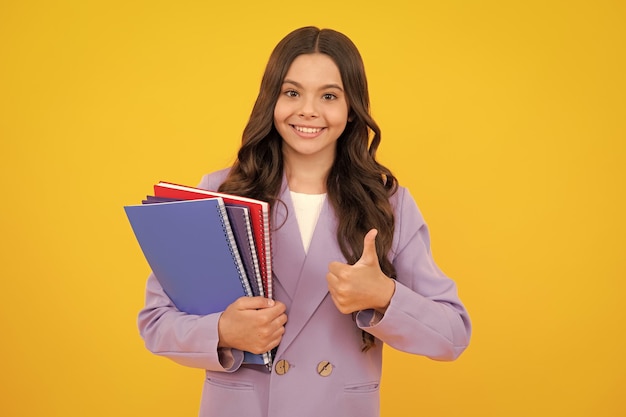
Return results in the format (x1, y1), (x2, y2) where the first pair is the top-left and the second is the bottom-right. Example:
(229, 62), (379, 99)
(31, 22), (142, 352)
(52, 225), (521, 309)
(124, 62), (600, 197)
(282, 79), (344, 91)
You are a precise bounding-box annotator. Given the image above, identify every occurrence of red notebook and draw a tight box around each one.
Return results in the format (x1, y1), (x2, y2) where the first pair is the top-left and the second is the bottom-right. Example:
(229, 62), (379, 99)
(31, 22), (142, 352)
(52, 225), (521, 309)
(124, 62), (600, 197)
(153, 181), (273, 299)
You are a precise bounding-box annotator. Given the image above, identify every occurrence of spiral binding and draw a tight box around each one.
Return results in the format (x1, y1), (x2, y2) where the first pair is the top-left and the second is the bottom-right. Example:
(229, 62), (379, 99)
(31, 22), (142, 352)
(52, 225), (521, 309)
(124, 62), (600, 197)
(259, 210), (273, 300)
(241, 209), (264, 298)
(216, 198), (272, 369)
(215, 199), (252, 297)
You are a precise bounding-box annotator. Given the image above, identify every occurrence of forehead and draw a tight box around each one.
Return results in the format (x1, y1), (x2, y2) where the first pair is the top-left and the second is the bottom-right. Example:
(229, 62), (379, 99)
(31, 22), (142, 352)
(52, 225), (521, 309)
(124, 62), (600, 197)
(283, 53), (343, 86)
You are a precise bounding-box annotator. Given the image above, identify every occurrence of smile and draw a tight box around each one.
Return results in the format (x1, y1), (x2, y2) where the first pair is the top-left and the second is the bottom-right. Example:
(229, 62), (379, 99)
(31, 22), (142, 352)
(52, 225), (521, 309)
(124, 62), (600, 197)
(293, 125), (324, 134)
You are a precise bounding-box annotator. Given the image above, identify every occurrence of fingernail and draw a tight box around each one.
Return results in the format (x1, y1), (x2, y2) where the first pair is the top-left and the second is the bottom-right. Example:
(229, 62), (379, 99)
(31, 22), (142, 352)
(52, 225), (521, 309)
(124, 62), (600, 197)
(267, 299), (275, 307)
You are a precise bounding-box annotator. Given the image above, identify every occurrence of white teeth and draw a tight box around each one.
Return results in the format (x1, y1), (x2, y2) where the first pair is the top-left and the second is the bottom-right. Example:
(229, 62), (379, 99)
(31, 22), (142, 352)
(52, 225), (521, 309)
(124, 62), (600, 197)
(294, 126), (322, 134)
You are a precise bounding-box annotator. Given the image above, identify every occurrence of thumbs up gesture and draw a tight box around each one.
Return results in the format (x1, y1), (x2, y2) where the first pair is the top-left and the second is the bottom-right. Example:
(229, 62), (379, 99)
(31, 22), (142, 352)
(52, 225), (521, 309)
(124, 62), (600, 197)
(326, 229), (396, 314)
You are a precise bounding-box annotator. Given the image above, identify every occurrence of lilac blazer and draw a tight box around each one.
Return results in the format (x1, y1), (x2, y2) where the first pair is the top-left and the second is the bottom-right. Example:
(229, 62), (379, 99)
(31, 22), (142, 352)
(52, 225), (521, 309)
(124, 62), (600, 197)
(138, 169), (471, 417)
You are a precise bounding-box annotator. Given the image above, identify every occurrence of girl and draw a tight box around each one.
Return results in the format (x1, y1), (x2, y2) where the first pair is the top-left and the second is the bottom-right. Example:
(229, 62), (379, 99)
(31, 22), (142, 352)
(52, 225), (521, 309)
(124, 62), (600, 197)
(138, 26), (471, 417)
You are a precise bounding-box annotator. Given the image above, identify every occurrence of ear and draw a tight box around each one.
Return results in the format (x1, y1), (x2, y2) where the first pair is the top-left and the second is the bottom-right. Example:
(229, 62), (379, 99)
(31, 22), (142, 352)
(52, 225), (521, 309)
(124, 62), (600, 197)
(348, 110), (355, 122)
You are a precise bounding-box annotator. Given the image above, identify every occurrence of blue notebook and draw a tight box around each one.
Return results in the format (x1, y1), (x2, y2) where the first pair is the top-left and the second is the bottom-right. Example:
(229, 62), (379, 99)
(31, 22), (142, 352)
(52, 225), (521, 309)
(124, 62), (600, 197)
(124, 197), (269, 367)
(140, 196), (264, 298)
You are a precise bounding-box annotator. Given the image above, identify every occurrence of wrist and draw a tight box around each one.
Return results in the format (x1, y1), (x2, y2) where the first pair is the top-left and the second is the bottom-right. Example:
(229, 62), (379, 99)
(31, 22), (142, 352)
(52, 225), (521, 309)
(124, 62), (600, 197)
(374, 277), (395, 314)
(217, 314), (232, 349)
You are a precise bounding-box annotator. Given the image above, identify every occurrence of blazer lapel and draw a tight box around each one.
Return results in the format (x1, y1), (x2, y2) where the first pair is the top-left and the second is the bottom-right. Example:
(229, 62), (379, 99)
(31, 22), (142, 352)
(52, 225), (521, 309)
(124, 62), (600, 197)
(272, 183), (344, 356)
(271, 186), (306, 300)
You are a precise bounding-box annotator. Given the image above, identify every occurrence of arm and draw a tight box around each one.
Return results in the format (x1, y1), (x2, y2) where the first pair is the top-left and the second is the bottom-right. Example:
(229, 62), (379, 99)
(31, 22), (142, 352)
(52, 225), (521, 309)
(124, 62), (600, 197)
(138, 272), (245, 371)
(355, 188), (471, 361)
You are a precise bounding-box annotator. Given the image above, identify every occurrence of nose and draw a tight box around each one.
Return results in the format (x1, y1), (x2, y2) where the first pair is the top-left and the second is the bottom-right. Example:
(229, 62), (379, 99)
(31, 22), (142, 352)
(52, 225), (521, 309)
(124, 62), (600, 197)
(298, 97), (318, 118)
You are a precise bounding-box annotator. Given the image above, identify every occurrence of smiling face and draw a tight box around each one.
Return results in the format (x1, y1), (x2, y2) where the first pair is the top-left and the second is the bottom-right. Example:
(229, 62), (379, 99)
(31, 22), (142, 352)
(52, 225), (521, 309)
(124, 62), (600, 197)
(274, 53), (350, 166)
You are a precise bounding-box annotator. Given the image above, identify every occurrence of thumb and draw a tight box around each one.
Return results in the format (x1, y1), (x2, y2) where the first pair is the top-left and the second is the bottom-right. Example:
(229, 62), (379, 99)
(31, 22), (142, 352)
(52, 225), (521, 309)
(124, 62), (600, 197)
(357, 229), (379, 266)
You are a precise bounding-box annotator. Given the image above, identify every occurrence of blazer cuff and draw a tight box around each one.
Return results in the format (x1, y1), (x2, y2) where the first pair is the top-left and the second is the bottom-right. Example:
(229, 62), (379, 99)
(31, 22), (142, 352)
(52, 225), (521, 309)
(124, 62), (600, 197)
(218, 348), (244, 372)
(355, 309), (384, 328)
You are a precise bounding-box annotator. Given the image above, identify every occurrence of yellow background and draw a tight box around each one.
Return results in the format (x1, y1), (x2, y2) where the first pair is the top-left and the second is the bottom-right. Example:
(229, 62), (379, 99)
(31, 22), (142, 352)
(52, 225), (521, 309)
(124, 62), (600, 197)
(1, 0), (624, 416)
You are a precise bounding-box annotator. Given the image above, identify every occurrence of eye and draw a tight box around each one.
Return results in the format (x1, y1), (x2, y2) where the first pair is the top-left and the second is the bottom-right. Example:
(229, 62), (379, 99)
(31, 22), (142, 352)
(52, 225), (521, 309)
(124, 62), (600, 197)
(322, 93), (337, 100)
(284, 90), (299, 98)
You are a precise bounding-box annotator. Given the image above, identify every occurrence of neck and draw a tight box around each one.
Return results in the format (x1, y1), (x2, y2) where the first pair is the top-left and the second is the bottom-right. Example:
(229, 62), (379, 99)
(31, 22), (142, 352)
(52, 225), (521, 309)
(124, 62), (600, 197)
(283, 154), (332, 194)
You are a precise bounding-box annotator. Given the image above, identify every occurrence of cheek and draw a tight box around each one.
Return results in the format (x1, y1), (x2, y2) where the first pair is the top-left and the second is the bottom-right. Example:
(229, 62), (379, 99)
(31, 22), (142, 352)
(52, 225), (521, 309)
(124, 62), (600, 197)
(330, 108), (350, 128)
(273, 100), (290, 122)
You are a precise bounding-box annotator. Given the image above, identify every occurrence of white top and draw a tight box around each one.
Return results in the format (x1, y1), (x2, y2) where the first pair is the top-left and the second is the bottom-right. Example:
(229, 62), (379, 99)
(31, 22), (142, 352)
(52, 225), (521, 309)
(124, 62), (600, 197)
(290, 191), (326, 253)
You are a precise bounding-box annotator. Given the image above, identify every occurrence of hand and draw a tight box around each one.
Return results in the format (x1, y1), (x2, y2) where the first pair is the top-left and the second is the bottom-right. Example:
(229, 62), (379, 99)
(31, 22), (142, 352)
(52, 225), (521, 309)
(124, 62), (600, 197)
(217, 297), (287, 354)
(326, 229), (395, 314)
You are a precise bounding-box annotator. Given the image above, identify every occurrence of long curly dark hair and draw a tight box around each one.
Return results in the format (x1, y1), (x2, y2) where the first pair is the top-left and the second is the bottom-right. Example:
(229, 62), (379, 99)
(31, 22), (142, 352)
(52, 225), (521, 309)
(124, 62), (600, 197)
(218, 26), (398, 350)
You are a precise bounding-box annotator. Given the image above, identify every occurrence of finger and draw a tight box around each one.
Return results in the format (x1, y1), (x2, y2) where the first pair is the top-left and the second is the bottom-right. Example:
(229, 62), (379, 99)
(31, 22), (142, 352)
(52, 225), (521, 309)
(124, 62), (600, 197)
(325, 271), (335, 288)
(272, 310), (288, 325)
(235, 296), (276, 310)
(327, 261), (346, 276)
(267, 300), (287, 316)
(357, 228), (379, 266)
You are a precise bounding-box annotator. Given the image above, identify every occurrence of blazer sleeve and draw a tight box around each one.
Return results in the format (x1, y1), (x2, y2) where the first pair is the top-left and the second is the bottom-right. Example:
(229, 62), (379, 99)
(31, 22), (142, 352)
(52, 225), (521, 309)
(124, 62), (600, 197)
(356, 187), (472, 360)
(137, 171), (245, 372)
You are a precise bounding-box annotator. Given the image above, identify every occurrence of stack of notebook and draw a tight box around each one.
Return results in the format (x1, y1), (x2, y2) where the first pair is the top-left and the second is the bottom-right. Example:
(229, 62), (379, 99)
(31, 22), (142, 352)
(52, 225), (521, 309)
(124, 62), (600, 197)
(124, 181), (273, 368)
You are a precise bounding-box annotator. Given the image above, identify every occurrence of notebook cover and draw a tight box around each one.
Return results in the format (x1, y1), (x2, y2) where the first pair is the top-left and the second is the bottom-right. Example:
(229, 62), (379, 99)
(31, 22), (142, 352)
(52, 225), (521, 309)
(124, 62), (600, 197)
(124, 198), (248, 314)
(153, 181), (273, 299)
(125, 197), (269, 367)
